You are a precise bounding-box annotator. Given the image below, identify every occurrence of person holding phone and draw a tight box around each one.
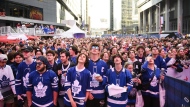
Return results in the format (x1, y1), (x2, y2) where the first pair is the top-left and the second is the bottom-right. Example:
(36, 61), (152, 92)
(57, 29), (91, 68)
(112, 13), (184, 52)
(140, 56), (165, 107)
(57, 50), (75, 107)
(106, 54), (133, 107)
(86, 43), (108, 107)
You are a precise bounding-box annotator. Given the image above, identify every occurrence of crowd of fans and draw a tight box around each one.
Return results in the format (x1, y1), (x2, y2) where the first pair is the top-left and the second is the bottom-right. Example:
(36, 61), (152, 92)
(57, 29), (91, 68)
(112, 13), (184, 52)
(0, 37), (190, 107)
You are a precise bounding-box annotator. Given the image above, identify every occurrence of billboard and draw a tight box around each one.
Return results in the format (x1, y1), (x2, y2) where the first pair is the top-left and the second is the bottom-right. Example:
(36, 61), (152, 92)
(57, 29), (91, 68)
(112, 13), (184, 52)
(30, 7), (43, 20)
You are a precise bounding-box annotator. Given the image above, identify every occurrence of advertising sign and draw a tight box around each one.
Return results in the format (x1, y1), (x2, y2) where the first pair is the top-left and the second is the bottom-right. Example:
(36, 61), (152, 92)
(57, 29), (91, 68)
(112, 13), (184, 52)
(30, 7), (43, 20)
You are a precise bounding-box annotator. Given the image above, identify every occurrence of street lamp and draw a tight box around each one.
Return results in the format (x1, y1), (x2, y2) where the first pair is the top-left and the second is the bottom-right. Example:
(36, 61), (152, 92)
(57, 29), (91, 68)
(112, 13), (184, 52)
(156, 3), (161, 34)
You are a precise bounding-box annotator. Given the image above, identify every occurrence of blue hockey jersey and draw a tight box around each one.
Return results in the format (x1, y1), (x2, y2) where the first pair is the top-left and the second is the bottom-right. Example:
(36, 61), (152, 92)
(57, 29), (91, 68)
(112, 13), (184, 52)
(70, 56), (77, 64)
(15, 60), (36, 95)
(64, 67), (92, 107)
(154, 55), (167, 71)
(141, 61), (161, 98)
(26, 70), (58, 107)
(105, 68), (133, 107)
(87, 59), (108, 99)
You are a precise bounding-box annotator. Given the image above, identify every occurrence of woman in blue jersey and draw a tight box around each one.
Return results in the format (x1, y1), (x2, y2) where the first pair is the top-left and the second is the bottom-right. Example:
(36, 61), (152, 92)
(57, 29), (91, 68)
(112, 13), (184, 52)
(106, 54), (133, 107)
(140, 56), (165, 107)
(64, 53), (92, 107)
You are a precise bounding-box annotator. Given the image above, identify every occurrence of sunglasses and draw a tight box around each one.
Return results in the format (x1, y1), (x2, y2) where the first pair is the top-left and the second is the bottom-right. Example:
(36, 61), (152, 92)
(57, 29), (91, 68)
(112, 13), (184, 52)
(36, 62), (43, 66)
(91, 46), (99, 50)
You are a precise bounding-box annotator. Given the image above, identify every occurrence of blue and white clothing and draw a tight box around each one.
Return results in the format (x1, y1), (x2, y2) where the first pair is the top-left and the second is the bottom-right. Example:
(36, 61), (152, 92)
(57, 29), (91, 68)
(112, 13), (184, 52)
(154, 55), (167, 72)
(15, 60), (36, 95)
(141, 61), (161, 98)
(136, 56), (146, 64)
(70, 56), (77, 64)
(87, 59), (108, 99)
(26, 70), (58, 107)
(64, 67), (92, 107)
(0, 65), (16, 99)
(106, 68), (133, 107)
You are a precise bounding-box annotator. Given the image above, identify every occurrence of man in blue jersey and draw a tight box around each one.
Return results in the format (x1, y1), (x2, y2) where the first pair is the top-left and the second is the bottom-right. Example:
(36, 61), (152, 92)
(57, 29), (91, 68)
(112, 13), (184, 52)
(64, 53), (92, 107)
(86, 43), (108, 107)
(26, 56), (58, 107)
(15, 46), (36, 107)
(106, 54), (133, 107)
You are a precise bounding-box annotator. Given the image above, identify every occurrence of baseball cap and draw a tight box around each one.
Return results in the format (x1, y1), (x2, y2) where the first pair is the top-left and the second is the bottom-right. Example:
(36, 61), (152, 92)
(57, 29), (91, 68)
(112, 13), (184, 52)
(22, 46), (33, 52)
(0, 54), (8, 61)
(36, 56), (48, 65)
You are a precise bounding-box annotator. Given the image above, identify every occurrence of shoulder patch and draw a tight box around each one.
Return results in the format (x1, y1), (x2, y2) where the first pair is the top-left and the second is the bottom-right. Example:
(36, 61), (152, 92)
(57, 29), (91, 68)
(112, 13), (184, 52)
(111, 68), (114, 72)
(122, 68), (125, 72)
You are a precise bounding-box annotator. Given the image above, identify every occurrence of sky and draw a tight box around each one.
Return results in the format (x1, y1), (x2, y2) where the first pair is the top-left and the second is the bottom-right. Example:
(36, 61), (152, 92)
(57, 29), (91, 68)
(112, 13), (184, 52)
(89, 0), (110, 29)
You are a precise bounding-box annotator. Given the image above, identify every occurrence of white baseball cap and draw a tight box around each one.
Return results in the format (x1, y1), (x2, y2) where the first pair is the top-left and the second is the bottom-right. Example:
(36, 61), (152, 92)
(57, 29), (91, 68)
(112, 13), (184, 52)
(0, 54), (8, 61)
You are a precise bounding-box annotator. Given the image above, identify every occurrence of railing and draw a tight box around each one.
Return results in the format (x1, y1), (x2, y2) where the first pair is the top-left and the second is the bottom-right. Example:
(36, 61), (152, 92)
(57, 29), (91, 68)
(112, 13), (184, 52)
(0, 26), (65, 36)
(0, 26), (17, 35)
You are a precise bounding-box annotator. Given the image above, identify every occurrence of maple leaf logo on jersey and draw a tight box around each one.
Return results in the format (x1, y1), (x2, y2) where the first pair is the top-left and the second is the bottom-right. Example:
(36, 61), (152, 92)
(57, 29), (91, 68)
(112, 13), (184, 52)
(72, 80), (81, 96)
(23, 73), (29, 88)
(150, 76), (158, 87)
(0, 75), (10, 88)
(34, 81), (47, 98)
(113, 93), (121, 98)
(90, 73), (99, 88)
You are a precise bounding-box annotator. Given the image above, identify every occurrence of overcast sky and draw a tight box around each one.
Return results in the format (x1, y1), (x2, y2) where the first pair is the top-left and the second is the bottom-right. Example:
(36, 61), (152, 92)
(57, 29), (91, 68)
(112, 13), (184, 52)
(89, 0), (110, 29)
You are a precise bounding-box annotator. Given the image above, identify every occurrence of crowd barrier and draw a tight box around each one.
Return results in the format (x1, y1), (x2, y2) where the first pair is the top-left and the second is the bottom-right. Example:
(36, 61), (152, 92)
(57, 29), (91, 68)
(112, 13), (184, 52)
(166, 67), (190, 83)
(164, 76), (190, 107)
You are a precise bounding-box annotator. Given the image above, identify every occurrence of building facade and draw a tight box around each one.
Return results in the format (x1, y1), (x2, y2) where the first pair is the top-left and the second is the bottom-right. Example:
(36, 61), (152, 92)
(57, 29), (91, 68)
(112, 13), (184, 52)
(109, 0), (122, 34)
(121, 0), (138, 34)
(113, 0), (122, 31)
(138, 0), (190, 34)
(0, 0), (82, 29)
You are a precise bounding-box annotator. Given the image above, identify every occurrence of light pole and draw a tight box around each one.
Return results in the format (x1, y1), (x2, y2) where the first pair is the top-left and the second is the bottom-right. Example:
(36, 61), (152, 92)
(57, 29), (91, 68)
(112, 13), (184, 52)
(156, 3), (161, 34)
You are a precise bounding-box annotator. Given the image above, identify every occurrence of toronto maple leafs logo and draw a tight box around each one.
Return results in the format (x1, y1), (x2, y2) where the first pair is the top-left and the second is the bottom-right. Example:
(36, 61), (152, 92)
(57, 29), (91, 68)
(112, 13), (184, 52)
(113, 93), (121, 98)
(23, 73), (29, 88)
(60, 74), (66, 86)
(150, 76), (158, 87)
(72, 80), (81, 96)
(0, 75), (10, 88)
(90, 73), (99, 88)
(34, 81), (48, 98)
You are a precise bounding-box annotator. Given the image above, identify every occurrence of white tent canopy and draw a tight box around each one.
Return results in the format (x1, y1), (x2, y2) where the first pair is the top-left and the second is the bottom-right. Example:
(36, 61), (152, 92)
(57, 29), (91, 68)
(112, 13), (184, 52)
(60, 24), (86, 38)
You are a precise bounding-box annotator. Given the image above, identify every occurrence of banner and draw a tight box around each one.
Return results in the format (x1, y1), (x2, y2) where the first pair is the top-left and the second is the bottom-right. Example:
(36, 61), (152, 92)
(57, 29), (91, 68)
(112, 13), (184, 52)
(164, 76), (190, 107)
(166, 67), (190, 83)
